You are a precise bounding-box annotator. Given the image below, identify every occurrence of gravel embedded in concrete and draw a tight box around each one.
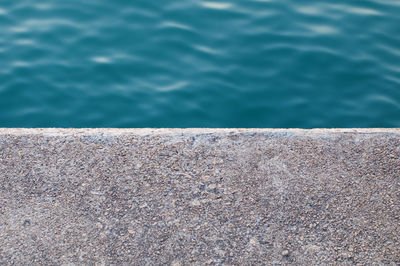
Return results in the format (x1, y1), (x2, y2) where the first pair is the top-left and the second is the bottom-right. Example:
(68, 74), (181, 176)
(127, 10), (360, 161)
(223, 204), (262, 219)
(0, 129), (399, 265)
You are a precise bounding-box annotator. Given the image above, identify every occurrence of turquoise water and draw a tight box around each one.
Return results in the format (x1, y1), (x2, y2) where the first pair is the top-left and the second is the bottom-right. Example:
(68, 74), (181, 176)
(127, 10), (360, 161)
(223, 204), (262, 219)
(1, 0), (400, 128)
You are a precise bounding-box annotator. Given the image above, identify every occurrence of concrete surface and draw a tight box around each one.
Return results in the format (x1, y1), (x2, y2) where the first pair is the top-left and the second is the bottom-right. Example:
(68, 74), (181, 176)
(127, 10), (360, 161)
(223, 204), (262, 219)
(0, 128), (399, 265)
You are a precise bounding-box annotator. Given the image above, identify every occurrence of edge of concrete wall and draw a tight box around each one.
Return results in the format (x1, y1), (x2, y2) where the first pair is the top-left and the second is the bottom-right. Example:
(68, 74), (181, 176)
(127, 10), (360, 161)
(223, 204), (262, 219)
(1, 127), (400, 136)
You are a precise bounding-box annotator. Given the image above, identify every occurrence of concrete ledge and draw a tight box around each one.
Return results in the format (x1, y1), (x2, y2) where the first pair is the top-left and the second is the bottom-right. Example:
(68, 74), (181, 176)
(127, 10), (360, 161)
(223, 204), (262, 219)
(0, 129), (399, 264)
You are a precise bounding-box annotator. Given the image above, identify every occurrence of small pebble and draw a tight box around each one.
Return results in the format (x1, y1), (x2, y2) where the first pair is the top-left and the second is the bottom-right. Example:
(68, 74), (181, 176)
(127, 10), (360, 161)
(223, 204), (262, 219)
(208, 184), (216, 189)
(202, 175), (211, 182)
(249, 237), (259, 246)
(191, 199), (201, 206)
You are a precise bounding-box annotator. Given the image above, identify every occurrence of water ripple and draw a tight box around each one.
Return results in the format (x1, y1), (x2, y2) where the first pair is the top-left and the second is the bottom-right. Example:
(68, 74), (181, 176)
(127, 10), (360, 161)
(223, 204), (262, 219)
(301, 24), (340, 35)
(159, 21), (193, 31)
(200, 2), (233, 10)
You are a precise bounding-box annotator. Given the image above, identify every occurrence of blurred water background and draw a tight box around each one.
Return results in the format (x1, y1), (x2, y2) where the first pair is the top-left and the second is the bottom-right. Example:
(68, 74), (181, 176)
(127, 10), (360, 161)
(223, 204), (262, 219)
(0, 0), (400, 127)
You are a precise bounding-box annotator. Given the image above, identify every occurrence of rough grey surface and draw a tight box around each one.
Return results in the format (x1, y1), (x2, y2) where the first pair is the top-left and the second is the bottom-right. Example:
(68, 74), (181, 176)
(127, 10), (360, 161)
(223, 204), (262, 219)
(0, 128), (399, 265)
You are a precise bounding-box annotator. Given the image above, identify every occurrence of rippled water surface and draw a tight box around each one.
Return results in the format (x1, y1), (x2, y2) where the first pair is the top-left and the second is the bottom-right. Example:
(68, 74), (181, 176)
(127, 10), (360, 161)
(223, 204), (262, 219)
(1, 0), (400, 127)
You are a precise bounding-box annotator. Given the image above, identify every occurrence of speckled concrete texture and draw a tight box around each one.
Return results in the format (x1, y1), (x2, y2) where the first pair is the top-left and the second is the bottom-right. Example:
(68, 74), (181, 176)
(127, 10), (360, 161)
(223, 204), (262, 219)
(0, 129), (399, 265)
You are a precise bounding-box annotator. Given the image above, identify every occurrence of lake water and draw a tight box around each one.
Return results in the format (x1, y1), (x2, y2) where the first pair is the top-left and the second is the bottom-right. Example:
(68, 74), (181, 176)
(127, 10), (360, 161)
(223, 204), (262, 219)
(1, 0), (399, 128)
